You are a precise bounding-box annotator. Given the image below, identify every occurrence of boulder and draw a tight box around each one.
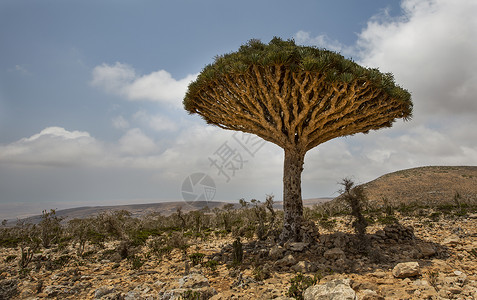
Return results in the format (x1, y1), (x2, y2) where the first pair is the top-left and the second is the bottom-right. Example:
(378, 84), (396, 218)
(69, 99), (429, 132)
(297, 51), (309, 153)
(94, 286), (116, 299)
(291, 261), (312, 273)
(417, 243), (436, 258)
(443, 235), (461, 247)
(356, 289), (384, 300)
(179, 273), (209, 289)
(288, 242), (309, 252)
(276, 254), (297, 267)
(324, 248), (345, 260)
(392, 262), (420, 278)
(269, 245), (285, 259)
(304, 279), (356, 300)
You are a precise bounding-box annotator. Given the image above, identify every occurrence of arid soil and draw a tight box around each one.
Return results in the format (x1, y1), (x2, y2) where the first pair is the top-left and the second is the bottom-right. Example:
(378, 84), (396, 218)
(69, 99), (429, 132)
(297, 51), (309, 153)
(1, 212), (476, 299)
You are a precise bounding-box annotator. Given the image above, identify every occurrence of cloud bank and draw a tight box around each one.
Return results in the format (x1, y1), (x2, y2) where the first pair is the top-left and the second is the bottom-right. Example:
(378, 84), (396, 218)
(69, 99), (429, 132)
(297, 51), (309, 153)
(91, 62), (197, 107)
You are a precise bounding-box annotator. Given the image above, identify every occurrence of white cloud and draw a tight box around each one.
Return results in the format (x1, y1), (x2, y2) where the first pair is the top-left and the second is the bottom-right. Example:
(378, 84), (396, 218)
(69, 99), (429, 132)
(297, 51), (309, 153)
(112, 115), (130, 129)
(90, 62), (136, 93)
(0, 127), (102, 167)
(294, 31), (354, 56)
(91, 62), (197, 107)
(294, 0), (477, 193)
(356, 0), (477, 117)
(133, 110), (178, 132)
(118, 128), (158, 156)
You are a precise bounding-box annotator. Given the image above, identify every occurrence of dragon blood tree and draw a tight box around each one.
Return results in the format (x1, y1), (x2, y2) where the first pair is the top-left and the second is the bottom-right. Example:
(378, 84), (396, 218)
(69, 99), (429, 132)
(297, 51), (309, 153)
(184, 38), (412, 242)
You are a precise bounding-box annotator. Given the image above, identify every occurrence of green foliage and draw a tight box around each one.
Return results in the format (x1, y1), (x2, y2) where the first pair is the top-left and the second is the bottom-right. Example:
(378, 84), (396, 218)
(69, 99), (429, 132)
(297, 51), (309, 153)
(204, 259), (219, 272)
(252, 265), (270, 281)
(232, 238), (243, 266)
(189, 252), (205, 266)
(5, 255), (16, 263)
(427, 270), (440, 291)
(128, 254), (144, 270)
(185, 38), (412, 115)
(50, 254), (72, 270)
(470, 248), (477, 259)
(339, 178), (368, 237)
(39, 209), (63, 248)
(181, 289), (202, 300)
(286, 273), (319, 300)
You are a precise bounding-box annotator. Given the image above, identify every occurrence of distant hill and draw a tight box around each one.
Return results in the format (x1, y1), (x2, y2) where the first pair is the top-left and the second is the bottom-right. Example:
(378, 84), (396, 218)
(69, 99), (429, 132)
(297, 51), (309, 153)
(10, 197), (333, 226)
(360, 166), (477, 206)
(13, 201), (234, 225)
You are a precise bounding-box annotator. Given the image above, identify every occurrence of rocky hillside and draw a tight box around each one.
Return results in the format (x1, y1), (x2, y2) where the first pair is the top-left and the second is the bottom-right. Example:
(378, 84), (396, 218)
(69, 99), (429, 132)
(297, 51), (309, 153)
(360, 166), (477, 206)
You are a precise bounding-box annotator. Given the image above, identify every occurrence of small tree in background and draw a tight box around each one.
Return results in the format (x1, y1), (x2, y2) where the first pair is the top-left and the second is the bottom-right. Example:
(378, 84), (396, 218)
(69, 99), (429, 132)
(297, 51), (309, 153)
(184, 38), (412, 242)
(340, 178), (368, 239)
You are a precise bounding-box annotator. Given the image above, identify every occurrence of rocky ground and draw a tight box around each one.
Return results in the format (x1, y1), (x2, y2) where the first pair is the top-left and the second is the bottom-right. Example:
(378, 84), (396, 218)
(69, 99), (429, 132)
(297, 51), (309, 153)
(1, 213), (476, 300)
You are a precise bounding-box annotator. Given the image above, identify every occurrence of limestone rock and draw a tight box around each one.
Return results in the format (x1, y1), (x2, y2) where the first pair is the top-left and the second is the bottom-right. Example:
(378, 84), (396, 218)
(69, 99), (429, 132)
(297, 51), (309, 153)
(269, 245), (285, 259)
(94, 286), (116, 299)
(178, 273), (209, 289)
(417, 243), (436, 258)
(324, 248), (345, 260)
(392, 262), (420, 278)
(443, 235), (461, 247)
(356, 289), (384, 300)
(304, 279), (356, 300)
(291, 261), (312, 273)
(161, 287), (217, 300)
(44, 284), (78, 297)
(276, 254), (297, 267)
(288, 242), (309, 252)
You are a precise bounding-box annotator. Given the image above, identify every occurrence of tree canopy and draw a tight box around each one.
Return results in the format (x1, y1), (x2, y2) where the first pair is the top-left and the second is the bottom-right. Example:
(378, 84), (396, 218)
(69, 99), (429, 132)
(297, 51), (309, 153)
(184, 38), (412, 154)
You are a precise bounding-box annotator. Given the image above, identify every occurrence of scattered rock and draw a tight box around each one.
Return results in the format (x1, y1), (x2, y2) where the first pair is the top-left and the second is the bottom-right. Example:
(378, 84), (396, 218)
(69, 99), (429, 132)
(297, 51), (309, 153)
(304, 278), (356, 300)
(94, 285), (116, 299)
(269, 245), (285, 259)
(443, 235), (461, 246)
(356, 289), (384, 300)
(383, 223), (415, 241)
(392, 262), (420, 278)
(324, 247), (345, 260)
(287, 242), (309, 252)
(0, 279), (18, 299)
(178, 273), (209, 289)
(44, 284), (77, 297)
(161, 287), (217, 300)
(291, 261), (312, 273)
(417, 243), (436, 258)
(276, 254), (297, 267)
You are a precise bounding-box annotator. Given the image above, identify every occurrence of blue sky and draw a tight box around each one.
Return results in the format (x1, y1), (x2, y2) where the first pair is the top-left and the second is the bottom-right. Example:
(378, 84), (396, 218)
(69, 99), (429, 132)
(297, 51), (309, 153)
(1, 0), (477, 219)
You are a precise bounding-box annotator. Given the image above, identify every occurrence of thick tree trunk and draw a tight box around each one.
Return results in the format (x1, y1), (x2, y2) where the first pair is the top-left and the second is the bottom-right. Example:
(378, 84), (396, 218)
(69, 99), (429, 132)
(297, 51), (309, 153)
(280, 148), (305, 242)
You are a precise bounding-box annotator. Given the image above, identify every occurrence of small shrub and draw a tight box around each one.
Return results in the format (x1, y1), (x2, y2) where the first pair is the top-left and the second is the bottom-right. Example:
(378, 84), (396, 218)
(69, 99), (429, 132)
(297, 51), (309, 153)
(339, 178), (368, 238)
(5, 255), (16, 263)
(128, 254), (144, 270)
(231, 238), (243, 266)
(286, 273), (318, 300)
(470, 248), (477, 258)
(253, 265), (270, 281)
(318, 216), (336, 231)
(38, 209), (63, 248)
(427, 270), (439, 291)
(428, 211), (441, 222)
(189, 253), (205, 266)
(204, 260), (218, 272)
(148, 236), (173, 259)
(181, 289), (202, 300)
(51, 255), (72, 269)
